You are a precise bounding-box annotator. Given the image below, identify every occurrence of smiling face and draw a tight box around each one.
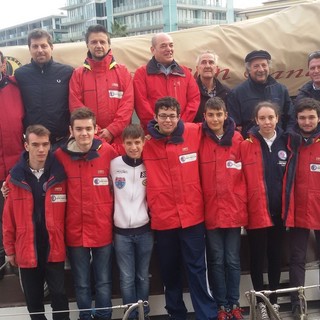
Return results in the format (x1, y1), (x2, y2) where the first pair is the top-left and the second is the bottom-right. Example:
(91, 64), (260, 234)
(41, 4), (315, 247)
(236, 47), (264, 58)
(29, 37), (53, 66)
(69, 118), (97, 152)
(87, 32), (110, 61)
(155, 107), (180, 135)
(255, 106), (278, 138)
(123, 137), (145, 159)
(309, 58), (320, 87)
(248, 58), (270, 84)
(151, 33), (174, 66)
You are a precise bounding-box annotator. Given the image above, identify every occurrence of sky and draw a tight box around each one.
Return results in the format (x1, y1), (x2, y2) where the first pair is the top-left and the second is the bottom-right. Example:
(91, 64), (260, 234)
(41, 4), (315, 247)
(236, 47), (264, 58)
(0, 0), (264, 30)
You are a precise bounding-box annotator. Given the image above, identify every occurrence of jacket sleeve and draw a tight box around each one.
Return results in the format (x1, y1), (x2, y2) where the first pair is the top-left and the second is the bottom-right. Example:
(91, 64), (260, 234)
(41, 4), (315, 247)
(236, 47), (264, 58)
(282, 88), (296, 131)
(181, 68), (200, 123)
(69, 68), (86, 112)
(107, 66), (134, 138)
(2, 179), (16, 256)
(133, 66), (155, 130)
(227, 89), (242, 126)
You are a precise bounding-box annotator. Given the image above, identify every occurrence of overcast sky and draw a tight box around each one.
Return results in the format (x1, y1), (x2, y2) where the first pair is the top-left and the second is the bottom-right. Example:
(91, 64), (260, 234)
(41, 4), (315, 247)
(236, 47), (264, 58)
(0, 0), (264, 29)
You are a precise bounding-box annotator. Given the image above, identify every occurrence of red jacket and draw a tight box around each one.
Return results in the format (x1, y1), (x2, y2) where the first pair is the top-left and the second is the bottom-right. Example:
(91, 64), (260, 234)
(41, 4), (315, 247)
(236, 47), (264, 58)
(3, 153), (67, 268)
(69, 51), (134, 143)
(143, 121), (204, 230)
(55, 139), (117, 247)
(285, 131), (320, 229)
(199, 120), (247, 229)
(0, 75), (24, 180)
(133, 58), (199, 131)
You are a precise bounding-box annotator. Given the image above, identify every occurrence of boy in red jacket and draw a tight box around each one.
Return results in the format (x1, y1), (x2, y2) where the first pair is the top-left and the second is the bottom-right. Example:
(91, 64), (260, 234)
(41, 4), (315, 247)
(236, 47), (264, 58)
(199, 97), (247, 320)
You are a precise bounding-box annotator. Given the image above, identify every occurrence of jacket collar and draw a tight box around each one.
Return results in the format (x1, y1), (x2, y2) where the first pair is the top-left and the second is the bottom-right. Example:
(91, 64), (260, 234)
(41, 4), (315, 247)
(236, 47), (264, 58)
(248, 74), (276, 87)
(202, 117), (235, 146)
(122, 155), (143, 167)
(61, 137), (102, 160)
(84, 49), (116, 71)
(291, 123), (320, 146)
(10, 151), (66, 188)
(146, 56), (185, 77)
(147, 119), (184, 144)
(31, 58), (53, 71)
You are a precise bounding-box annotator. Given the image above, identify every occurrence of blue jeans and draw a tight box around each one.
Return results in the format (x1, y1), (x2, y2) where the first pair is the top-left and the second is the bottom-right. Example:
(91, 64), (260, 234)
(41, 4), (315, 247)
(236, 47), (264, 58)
(68, 245), (112, 320)
(206, 228), (241, 308)
(155, 223), (217, 320)
(114, 231), (153, 318)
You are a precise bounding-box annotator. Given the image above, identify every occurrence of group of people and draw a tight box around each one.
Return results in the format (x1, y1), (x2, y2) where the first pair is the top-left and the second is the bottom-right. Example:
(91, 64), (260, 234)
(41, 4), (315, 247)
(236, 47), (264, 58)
(0, 23), (320, 320)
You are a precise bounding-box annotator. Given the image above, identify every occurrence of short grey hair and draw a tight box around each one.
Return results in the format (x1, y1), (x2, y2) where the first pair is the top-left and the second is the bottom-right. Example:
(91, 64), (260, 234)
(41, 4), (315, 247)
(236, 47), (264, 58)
(196, 50), (219, 65)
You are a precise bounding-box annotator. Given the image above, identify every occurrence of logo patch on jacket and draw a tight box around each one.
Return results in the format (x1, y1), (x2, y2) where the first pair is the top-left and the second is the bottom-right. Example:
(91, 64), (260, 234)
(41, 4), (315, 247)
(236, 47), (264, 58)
(179, 153), (197, 163)
(109, 90), (123, 98)
(93, 177), (109, 185)
(310, 164), (320, 172)
(115, 177), (126, 189)
(226, 160), (242, 170)
(140, 171), (147, 178)
(278, 150), (287, 160)
(51, 194), (67, 203)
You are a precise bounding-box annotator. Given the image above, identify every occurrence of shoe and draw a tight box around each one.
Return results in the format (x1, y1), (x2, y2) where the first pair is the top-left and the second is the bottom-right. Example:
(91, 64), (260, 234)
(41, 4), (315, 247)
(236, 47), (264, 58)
(257, 302), (270, 320)
(218, 306), (231, 320)
(269, 304), (280, 319)
(292, 304), (306, 320)
(230, 305), (244, 319)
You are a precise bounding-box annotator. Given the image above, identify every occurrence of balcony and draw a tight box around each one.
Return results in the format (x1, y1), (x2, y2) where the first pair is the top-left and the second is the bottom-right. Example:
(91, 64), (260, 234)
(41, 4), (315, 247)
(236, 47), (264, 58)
(178, 17), (227, 26)
(61, 30), (85, 42)
(113, 0), (162, 14)
(61, 15), (86, 26)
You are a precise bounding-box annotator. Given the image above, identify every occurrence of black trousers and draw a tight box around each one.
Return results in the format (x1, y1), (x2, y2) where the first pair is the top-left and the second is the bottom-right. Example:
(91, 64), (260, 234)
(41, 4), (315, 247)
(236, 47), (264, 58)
(20, 259), (70, 320)
(289, 227), (320, 307)
(247, 224), (286, 304)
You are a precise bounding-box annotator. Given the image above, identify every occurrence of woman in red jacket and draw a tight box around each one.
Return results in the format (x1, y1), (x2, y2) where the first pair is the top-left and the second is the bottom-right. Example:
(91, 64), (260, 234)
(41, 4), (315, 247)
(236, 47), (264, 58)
(241, 101), (291, 320)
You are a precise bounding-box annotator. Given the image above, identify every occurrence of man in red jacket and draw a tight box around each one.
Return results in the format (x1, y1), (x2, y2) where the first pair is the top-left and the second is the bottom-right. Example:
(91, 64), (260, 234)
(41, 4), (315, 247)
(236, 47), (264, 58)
(55, 107), (117, 320)
(143, 96), (217, 320)
(3, 125), (69, 320)
(69, 24), (133, 145)
(0, 50), (24, 280)
(286, 98), (320, 319)
(133, 33), (200, 131)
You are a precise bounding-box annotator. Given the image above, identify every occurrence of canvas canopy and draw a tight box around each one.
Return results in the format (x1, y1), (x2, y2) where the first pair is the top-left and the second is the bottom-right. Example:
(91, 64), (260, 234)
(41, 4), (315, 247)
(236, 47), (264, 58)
(1, 1), (320, 96)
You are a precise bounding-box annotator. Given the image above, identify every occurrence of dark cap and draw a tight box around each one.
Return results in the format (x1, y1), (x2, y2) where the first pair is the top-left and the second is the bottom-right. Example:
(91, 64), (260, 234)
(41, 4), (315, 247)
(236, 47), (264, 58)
(245, 50), (271, 62)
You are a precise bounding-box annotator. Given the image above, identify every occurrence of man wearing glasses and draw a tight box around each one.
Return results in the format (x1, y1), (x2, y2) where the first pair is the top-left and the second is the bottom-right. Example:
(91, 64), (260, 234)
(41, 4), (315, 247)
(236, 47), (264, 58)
(295, 51), (320, 103)
(142, 96), (217, 320)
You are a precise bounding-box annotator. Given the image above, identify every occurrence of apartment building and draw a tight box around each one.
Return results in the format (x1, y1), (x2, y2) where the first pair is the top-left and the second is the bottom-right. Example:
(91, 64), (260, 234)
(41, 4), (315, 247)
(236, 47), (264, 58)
(0, 15), (67, 47)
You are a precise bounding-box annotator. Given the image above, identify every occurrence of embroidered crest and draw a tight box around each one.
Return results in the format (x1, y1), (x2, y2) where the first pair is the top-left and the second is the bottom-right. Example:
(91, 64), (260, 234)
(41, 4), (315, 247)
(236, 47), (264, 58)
(115, 177), (126, 189)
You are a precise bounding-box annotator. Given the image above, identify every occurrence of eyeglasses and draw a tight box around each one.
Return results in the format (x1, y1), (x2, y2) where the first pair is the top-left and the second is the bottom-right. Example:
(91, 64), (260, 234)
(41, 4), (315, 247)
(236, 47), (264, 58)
(157, 114), (178, 120)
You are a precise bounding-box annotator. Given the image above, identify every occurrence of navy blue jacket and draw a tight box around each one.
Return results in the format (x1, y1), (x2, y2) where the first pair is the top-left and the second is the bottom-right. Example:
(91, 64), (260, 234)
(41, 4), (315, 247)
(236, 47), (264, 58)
(227, 75), (295, 138)
(15, 59), (73, 142)
(249, 126), (289, 223)
(295, 81), (320, 104)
